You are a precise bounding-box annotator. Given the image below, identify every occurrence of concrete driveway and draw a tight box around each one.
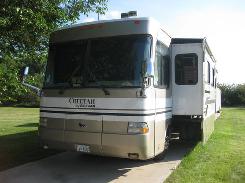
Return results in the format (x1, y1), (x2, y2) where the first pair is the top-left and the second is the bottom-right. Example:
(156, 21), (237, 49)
(0, 142), (193, 183)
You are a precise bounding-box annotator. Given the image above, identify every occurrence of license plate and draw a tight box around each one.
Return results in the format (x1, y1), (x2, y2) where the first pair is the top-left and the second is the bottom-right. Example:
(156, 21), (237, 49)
(76, 144), (90, 153)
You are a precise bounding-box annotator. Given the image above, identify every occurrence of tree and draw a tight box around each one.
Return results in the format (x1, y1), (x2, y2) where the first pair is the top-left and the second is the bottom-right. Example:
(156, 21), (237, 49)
(218, 83), (245, 106)
(0, 0), (108, 105)
(0, 0), (108, 56)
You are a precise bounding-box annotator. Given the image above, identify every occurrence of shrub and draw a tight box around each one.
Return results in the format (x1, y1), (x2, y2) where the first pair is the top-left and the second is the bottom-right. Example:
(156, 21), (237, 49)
(218, 83), (245, 106)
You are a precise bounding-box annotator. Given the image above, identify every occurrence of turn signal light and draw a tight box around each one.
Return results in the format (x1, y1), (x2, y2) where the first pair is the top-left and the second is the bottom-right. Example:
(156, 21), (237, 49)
(128, 122), (149, 134)
(140, 127), (149, 134)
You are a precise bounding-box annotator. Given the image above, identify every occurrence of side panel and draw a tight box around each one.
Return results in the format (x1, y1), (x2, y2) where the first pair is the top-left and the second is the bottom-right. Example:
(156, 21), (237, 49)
(171, 43), (204, 115)
(203, 51), (216, 117)
(215, 88), (221, 113)
(153, 33), (172, 156)
(202, 113), (216, 143)
(201, 49), (217, 142)
(154, 89), (172, 156)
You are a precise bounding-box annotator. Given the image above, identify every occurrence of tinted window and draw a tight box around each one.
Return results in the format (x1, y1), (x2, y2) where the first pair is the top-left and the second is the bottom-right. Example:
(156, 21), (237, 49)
(154, 41), (170, 88)
(212, 68), (215, 86)
(207, 61), (210, 84)
(52, 41), (87, 84)
(175, 53), (198, 85)
(87, 35), (151, 87)
(44, 35), (152, 88)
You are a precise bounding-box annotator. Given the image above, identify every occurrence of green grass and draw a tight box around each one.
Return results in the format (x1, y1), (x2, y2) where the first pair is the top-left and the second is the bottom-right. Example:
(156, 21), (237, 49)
(166, 107), (245, 183)
(0, 107), (244, 181)
(0, 107), (60, 171)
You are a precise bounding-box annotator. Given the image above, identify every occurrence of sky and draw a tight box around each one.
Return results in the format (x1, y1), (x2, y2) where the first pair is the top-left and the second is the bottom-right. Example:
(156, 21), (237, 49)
(79, 0), (245, 84)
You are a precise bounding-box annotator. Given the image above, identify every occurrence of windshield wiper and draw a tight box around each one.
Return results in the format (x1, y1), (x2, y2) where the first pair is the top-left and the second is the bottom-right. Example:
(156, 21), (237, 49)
(66, 66), (83, 86)
(90, 81), (110, 95)
(58, 64), (83, 94)
(88, 75), (110, 95)
(102, 86), (110, 95)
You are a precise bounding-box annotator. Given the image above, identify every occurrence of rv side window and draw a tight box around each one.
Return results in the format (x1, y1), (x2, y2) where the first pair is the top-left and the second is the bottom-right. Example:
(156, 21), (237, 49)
(175, 53), (198, 85)
(207, 61), (210, 84)
(154, 41), (170, 88)
(211, 68), (215, 86)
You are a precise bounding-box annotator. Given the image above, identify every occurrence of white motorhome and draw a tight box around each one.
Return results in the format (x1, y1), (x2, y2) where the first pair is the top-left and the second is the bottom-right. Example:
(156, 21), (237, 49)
(22, 15), (221, 160)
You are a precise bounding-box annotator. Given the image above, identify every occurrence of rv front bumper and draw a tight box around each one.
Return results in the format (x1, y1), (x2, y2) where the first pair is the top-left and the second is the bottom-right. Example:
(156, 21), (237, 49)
(39, 127), (155, 160)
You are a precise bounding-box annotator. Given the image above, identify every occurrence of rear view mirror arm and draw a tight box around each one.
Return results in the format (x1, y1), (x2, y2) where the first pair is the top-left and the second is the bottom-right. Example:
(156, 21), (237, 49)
(22, 80), (41, 96)
(21, 67), (41, 96)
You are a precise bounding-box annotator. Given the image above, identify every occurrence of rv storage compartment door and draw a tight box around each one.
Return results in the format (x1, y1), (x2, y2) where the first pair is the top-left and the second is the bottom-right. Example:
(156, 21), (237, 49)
(172, 43), (203, 115)
(64, 115), (102, 154)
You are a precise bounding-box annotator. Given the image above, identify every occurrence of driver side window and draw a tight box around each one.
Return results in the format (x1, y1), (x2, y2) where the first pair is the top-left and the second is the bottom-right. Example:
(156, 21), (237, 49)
(154, 41), (170, 88)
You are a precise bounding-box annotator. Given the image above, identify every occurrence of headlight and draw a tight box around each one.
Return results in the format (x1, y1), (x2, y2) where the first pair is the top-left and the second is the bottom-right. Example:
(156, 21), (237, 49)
(127, 122), (149, 134)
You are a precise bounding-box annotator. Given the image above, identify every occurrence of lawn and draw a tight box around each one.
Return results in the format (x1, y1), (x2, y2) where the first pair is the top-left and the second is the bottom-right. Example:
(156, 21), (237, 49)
(0, 107), (244, 182)
(0, 107), (59, 171)
(165, 107), (245, 183)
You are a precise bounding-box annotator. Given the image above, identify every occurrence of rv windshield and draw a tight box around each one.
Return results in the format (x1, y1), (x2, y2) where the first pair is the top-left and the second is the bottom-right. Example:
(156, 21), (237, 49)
(44, 35), (152, 88)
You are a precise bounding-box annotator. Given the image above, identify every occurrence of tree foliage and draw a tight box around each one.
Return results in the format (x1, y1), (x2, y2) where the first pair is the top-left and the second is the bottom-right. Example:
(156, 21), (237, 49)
(0, 0), (107, 105)
(0, 0), (107, 55)
(218, 84), (245, 106)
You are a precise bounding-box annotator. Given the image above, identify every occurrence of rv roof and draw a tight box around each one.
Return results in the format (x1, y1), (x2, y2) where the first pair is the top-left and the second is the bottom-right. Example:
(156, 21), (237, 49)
(58, 17), (158, 31)
(50, 17), (171, 45)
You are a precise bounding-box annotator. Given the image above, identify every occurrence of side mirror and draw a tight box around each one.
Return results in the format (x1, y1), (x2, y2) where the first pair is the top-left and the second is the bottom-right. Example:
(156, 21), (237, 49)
(140, 60), (154, 97)
(23, 66), (29, 76)
(20, 66), (29, 81)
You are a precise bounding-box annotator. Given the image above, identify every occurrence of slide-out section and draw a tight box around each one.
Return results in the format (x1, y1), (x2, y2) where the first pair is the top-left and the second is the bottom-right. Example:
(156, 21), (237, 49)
(171, 40), (204, 116)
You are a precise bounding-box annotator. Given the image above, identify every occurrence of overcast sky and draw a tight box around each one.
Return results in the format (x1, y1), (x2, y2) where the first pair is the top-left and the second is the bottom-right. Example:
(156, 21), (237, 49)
(79, 0), (245, 84)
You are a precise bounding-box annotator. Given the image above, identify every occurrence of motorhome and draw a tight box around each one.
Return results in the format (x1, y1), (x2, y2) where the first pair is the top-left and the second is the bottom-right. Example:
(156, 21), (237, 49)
(22, 14), (221, 160)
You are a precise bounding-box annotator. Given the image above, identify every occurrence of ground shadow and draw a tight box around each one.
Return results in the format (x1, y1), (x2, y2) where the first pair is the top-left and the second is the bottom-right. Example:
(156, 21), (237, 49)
(0, 136), (197, 183)
(0, 131), (61, 172)
(163, 139), (197, 162)
(15, 123), (38, 128)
